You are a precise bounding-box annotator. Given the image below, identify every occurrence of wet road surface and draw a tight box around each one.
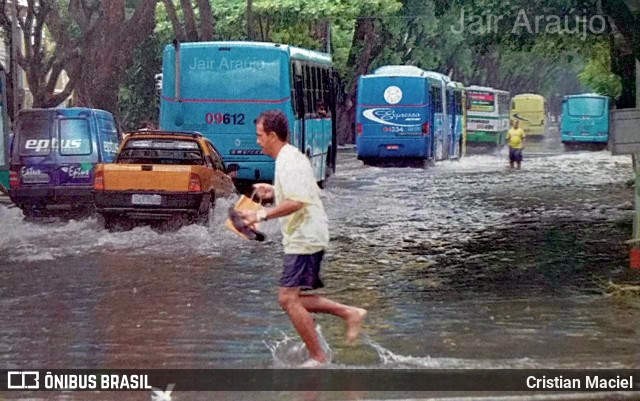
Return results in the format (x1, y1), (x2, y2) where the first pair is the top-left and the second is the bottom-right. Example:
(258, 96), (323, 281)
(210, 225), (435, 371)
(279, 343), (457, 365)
(0, 130), (639, 400)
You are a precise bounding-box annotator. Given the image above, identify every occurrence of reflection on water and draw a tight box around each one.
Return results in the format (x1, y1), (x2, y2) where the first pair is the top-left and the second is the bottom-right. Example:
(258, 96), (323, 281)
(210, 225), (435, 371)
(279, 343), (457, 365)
(0, 141), (638, 399)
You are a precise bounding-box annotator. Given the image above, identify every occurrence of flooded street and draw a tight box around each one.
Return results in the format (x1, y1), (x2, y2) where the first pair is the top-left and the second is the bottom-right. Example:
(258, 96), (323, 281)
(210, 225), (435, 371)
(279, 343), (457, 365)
(1, 131), (639, 399)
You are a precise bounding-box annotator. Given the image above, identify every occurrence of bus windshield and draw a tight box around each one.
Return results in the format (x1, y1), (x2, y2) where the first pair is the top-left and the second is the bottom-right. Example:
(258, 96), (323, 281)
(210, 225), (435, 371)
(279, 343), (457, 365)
(567, 97), (605, 117)
(513, 98), (544, 112)
(178, 46), (285, 100)
(468, 91), (495, 112)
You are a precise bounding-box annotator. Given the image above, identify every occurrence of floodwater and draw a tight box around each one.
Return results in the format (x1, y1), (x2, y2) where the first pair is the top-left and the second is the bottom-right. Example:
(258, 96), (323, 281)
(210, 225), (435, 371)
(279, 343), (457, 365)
(0, 129), (639, 400)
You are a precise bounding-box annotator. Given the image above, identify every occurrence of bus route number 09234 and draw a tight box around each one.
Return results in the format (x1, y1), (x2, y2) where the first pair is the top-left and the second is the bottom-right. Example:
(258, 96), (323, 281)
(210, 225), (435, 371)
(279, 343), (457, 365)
(205, 112), (245, 125)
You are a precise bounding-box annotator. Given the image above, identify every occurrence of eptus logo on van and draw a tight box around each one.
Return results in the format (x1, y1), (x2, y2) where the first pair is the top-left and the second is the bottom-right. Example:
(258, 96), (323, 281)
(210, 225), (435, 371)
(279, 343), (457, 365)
(24, 139), (83, 152)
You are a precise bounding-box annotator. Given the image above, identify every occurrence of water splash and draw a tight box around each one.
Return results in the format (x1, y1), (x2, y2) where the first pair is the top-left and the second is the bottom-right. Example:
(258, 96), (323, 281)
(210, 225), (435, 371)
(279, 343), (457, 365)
(264, 325), (333, 367)
(362, 336), (631, 369)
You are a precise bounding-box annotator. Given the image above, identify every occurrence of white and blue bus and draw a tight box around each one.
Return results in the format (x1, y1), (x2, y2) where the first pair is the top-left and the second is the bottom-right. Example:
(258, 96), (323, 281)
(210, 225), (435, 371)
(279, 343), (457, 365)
(356, 65), (458, 166)
(465, 85), (511, 148)
(159, 41), (338, 190)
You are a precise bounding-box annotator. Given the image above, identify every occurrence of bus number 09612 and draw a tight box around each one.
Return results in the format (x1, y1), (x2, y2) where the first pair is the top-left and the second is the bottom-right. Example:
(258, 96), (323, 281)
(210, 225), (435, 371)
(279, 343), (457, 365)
(205, 112), (245, 125)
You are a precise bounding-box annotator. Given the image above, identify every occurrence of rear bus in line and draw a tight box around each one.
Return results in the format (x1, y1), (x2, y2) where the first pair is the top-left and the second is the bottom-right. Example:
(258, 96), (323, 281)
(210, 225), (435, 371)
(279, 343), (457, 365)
(159, 41), (338, 191)
(511, 93), (547, 141)
(560, 93), (610, 151)
(465, 85), (510, 149)
(356, 65), (450, 166)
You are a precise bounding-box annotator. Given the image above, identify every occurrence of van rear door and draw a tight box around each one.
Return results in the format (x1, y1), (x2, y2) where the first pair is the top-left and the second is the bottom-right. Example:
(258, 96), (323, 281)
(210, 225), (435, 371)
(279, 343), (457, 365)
(55, 115), (97, 187)
(13, 114), (57, 187)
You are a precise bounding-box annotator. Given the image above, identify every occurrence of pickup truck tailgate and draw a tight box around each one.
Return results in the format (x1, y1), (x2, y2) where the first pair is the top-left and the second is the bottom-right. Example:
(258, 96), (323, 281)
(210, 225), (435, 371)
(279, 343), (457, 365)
(101, 164), (192, 191)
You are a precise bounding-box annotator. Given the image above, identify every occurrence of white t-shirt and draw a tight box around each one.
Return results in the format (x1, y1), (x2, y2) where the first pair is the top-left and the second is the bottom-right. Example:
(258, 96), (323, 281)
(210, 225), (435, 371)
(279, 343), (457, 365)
(274, 144), (329, 254)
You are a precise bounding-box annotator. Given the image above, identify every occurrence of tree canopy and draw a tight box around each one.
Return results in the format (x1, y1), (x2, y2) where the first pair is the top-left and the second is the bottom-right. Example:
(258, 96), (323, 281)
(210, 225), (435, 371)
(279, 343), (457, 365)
(0, 0), (636, 138)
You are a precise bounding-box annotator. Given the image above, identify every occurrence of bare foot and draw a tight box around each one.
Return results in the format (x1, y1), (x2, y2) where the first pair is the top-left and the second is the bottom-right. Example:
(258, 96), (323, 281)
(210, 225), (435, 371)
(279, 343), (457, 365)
(300, 358), (327, 368)
(345, 307), (367, 344)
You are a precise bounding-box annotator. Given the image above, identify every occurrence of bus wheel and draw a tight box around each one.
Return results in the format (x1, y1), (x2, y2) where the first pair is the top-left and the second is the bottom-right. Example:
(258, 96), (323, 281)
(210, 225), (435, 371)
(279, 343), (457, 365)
(325, 146), (334, 177)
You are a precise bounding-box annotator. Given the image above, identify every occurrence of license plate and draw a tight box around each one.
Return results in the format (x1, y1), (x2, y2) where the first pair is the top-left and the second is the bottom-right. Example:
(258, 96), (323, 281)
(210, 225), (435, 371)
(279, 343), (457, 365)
(386, 145), (400, 150)
(131, 194), (162, 205)
(581, 132), (590, 136)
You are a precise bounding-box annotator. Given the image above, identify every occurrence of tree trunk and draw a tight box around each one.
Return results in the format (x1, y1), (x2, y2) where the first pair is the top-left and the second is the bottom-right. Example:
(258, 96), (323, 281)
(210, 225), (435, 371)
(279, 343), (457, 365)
(246, 0), (255, 40)
(311, 20), (328, 52)
(0, 64), (15, 122)
(336, 17), (385, 145)
(70, 0), (158, 116)
(604, 0), (638, 108)
(197, 0), (215, 41)
(180, 0), (199, 41)
(163, 0), (186, 41)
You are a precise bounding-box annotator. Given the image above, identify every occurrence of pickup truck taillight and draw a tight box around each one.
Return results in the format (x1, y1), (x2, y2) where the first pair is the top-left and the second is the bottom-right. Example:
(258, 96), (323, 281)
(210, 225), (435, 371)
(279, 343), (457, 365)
(94, 171), (105, 190)
(9, 171), (19, 188)
(189, 174), (202, 192)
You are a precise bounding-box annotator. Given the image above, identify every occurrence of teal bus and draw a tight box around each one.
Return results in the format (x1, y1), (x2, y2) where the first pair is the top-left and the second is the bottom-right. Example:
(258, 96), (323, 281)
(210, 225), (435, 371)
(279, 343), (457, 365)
(560, 93), (609, 151)
(0, 72), (9, 191)
(159, 41), (338, 190)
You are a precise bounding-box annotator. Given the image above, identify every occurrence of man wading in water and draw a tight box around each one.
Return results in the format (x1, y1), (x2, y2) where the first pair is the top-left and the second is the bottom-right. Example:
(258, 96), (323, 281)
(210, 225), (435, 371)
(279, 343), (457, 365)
(239, 110), (367, 367)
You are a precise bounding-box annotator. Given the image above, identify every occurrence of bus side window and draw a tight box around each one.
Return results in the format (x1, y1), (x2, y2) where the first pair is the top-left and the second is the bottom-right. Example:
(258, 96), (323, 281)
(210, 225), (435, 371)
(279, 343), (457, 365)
(291, 62), (297, 117)
(322, 69), (331, 114)
(292, 61), (305, 119)
(435, 87), (442, 113)
(311, 66), (318, 115)
(304, 65), (312, 116)
(429, 86), (436, 112)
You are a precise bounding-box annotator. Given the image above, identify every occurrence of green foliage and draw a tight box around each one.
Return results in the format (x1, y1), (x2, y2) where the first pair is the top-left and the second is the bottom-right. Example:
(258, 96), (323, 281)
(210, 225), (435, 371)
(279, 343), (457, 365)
(117, 0), (624, 129)
(578, 40), (622, 99)
(118, 36), (163, 131)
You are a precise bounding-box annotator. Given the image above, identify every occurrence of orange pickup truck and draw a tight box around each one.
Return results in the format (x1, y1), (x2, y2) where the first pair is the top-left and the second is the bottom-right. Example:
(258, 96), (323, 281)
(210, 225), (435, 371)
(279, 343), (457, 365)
(93, 130), (234, 229)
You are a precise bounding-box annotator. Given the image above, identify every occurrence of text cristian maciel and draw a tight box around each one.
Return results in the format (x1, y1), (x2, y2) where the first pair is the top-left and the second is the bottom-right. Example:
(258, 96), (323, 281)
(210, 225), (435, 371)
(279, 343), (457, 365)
(527, 375), (634, 390)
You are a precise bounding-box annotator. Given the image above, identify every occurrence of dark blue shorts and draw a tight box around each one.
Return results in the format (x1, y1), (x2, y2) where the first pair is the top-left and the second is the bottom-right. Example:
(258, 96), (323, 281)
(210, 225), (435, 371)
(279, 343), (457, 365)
(280, 251), (325, 290)
(509, 148), (523, 163)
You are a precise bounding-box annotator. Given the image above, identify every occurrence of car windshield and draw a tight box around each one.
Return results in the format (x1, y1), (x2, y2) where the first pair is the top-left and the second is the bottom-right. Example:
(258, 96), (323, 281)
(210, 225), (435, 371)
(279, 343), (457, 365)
(117, 138), (204, 165)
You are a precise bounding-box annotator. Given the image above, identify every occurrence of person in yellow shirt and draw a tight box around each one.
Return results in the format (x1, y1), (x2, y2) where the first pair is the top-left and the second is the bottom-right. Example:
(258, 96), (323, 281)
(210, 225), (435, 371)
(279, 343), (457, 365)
(506, 120), (525, 169)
